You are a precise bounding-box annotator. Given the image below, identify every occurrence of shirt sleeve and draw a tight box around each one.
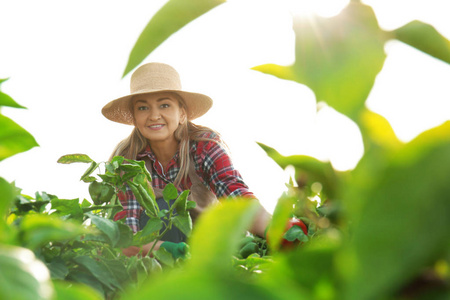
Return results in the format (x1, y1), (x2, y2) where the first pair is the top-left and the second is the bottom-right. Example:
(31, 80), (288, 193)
(114, 185), (142, 233)
(197, 136), (255, 199)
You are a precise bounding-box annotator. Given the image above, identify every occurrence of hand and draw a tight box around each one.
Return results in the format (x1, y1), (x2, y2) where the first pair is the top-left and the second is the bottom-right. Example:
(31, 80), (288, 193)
(266, 218), (308, 250)
(121, 245), (141, 257)
(122, 241), (163, 257)
(160, 241), (189, 259)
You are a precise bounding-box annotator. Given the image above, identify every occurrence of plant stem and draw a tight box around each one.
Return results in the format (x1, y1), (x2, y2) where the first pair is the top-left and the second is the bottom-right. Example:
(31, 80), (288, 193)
(146, 211), (174, 256)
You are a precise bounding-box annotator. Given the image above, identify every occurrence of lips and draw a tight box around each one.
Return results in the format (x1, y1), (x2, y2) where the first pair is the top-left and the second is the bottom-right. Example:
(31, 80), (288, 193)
(147, 124), (165, 130)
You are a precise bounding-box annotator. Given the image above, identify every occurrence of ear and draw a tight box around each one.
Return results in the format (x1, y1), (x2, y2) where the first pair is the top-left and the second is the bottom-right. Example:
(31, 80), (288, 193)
(179, 109), (187, 125)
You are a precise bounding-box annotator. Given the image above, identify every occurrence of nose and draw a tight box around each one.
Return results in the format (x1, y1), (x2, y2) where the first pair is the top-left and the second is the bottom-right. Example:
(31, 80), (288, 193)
(148, 109), (161, 121)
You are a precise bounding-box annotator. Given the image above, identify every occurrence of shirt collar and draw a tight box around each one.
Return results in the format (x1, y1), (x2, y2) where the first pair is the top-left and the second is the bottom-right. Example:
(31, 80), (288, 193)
(136, 144), (180, 162)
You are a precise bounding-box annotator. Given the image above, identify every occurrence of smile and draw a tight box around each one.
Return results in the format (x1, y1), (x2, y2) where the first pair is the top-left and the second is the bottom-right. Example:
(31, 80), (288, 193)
(148, 124), (165, 130)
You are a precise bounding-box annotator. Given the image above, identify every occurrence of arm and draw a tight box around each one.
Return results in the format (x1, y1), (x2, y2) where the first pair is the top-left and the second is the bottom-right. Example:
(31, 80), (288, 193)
(199, 139), (272, 237)
(121, 240), (164, 257)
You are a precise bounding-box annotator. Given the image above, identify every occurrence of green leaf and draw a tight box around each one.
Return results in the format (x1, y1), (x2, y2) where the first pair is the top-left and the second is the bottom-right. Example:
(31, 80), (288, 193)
(266, 192), (296, 251)
(0, 91), (26, 109)
(171, 214), (192, 237)
(283, 225), (309, 243)
(51, 198), (84, 221)
(0, 246), (53, 300)
(188, 199), (260, 269)
(80, 161), (99, 182)
(52, 280), (103, 300)
(0, 178), (15, 231)
(0, 78), (26, 109)
(73, 256), (121, 291)
(114, 222), (134, 248)
(141, 217), (163, 238)
(341, 122), (450, 299)
(162, 183), (178, 203)
(258, 142), (338, 198)
(57, 154), (93, 164)
(173, 190), (190, 215)
(67, 270), (105, 296)
(21, 214), (86, 250)
(86, 213), (120, 247)
(46, 258), (69, 280)
(154, 247), (175, 267)
(100, 259), (131, 285)
(393, 20), (450, 64)
(123, 0), (226, 76)
(253, 2), (387, 121)
(0, 114), (38, 161)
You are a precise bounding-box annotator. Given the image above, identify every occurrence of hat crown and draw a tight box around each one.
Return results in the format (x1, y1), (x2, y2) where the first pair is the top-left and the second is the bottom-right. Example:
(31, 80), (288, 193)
(130, 63), (182, 93)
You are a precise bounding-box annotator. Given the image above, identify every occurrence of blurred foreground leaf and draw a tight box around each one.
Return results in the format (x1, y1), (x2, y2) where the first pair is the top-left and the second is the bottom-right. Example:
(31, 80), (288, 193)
(340, 121), (450, 299)
(126, 200), (286, 299)
(0, 246), (53, 300)
(0, 114), (38, 161)
(123, 0), (226, 76)
(258, 142), (338, 198)
(253, 2), (387, 121)
(393, 20), (450, 64)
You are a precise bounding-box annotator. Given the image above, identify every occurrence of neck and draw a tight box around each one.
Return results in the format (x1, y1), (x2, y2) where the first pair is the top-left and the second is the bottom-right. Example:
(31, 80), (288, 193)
(149, 138), (179, 165)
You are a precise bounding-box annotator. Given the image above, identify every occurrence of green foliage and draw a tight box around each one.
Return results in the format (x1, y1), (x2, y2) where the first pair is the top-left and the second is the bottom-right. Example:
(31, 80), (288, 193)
(0, 79), (38, 161)
(1, 0), (450, 299)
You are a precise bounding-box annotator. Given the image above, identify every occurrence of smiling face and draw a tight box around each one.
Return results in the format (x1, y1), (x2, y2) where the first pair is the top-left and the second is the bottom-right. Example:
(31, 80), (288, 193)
(132, 92), (186, 148)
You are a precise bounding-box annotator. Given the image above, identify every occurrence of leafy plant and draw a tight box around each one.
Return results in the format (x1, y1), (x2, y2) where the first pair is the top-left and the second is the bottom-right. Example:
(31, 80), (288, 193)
(1, 0), (450, 299)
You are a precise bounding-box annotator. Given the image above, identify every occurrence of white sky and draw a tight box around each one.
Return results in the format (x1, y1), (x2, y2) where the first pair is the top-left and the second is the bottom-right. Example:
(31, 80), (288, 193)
(1, 0), (449, 213)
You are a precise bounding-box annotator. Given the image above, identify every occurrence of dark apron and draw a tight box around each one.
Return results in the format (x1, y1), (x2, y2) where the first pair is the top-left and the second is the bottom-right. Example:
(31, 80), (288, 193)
(139, 156), (218, 243)
(139, 197), (186, 243)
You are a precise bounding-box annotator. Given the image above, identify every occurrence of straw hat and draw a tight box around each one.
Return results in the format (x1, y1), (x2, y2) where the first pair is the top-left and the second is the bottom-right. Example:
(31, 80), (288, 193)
(102, 62), (213, 125)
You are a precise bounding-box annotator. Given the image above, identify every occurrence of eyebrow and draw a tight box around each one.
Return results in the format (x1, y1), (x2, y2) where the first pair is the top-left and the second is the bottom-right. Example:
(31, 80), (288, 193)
(134, 97), (173, 104)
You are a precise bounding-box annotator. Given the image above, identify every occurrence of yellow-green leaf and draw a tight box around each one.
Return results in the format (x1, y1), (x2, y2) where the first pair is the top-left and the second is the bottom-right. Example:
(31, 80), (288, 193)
(0, 114), (38, 161)
(393, 20), (450, 64)
(253, 2), (387, 121)
(57, 154), (93, 164)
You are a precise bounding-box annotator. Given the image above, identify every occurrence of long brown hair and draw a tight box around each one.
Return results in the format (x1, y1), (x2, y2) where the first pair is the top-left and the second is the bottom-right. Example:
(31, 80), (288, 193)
(109, 92), (222, 188)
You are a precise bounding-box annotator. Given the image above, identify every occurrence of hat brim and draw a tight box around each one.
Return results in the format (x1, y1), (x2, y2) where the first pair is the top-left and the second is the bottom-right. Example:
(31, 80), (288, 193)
(102, 89), (213, 125)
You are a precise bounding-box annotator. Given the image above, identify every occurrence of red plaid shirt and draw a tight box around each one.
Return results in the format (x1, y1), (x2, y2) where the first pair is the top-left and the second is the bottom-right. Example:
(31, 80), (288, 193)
(114, 131), (254, 232)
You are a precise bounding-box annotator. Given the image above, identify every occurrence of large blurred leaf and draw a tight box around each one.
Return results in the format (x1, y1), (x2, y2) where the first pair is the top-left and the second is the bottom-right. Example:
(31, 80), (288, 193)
(340, 121), (450, 300)
(126, 200), (285, 299)
(52, 280), (103, 300)
(265, 191), (296, 251)
(0, 94), (26, 109)
(0, 114), (38, 161)
(189, 199), (260, 269)
(258, 142), (339, 198)
(253, 2), (387, 121)
(123, 0), (226, 76)
(0, 78), (26, 108)
(21, 214), (87, 250)
(0, 178), (14, 227)
(393, 20), (450, 64)
(0, 246), (53, 300)
(260, 233), (343, 299)
(359, 109), (402, 152)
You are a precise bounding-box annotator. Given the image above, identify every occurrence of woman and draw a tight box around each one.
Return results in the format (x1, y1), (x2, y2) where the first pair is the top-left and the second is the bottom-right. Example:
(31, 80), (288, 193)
(102, 62), (271, 256)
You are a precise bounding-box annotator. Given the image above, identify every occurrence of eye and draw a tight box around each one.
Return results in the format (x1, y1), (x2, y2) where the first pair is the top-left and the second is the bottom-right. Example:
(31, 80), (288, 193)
(160, 103), (170, 109)
(137, 105), (148, 111)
